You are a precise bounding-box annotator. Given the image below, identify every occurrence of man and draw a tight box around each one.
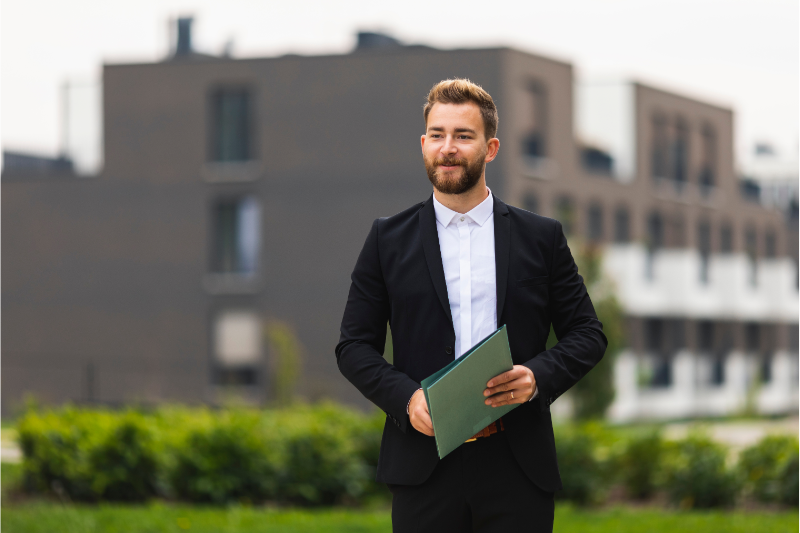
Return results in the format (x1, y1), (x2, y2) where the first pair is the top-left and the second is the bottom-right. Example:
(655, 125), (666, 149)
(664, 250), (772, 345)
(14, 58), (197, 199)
(336, 79), (607, 532)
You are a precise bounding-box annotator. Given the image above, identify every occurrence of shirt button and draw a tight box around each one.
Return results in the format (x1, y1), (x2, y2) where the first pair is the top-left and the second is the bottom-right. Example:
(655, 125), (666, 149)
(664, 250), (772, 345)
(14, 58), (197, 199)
(460, 217), (465, 222)
(445, 346), (453, 355)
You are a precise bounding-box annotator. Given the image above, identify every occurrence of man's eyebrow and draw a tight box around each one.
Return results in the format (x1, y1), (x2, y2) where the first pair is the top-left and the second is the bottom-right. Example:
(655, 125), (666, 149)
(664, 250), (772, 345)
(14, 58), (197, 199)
(426, 126), (477, 134)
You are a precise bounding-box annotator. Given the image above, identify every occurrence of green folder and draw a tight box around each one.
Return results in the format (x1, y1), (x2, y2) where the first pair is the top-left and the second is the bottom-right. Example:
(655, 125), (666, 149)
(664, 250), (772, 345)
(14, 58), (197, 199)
(421, 325), (517, 459)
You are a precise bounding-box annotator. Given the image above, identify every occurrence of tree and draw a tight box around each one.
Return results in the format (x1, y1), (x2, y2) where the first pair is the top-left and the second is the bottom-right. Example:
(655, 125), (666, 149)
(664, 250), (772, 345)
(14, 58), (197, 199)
(546, 242), (625, 419)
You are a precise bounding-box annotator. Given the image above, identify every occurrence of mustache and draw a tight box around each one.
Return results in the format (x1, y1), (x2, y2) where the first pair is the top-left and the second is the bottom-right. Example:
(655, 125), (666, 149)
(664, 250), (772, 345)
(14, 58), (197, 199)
(434, 157), (468, 167)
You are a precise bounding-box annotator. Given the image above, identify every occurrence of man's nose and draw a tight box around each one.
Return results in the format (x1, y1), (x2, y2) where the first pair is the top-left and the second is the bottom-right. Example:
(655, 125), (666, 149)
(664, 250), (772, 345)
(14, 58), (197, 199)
(442, 136), (458, 154)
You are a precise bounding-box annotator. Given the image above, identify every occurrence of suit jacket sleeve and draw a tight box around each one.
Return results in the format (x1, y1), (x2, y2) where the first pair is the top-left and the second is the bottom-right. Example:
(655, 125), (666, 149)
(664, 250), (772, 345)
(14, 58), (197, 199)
(335, 219), (422, 432)
(524, 220), (608, 412)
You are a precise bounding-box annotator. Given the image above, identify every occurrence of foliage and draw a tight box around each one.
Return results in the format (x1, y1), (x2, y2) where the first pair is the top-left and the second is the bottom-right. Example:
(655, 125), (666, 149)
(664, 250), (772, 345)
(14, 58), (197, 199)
(265, 320), (303, 406)
(547, 242), (626, 420)
(554, 423), (607, 504)
(739, 435), (799, 505)
(664, 433), (741, 508)
(619, 430), (665, 499)
(17, 409), (160, 502)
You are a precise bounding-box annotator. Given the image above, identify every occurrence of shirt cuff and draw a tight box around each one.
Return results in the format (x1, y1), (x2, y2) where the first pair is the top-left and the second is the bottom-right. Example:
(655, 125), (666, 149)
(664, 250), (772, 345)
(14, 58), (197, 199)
(527, 384), (538, 402)
(407, 388), (423, 415)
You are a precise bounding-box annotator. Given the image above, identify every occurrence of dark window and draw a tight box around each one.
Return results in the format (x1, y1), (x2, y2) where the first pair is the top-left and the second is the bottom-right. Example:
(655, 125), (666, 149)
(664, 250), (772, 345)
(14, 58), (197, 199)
(646, 212), (663, 280)
(672, 119), (689, 190)
(711, 356), (725, 385)
(587, 203), (604, 243)
(745, 323), (760, 353)
(521, 84), (546, 158)
(645, 318), (671, 387)
(697, 321), (715, 352)
(720, 223), (733, 253)
(760, 354), (773, 383)
(645, 318), (663, 353)
(210, 88), (252, 162)
(522, 193), (539, 214)
(698, 220), (711, 284)
(581, 146), (614, 175)
(667, 320), (687, 352)
(555, 197), (575, 237)
(765, 230), (776, 258)
(614, 207), (630, 243)
(699, 125), (716, 196)
(651, 114), (669, 179)
(740, 179), (761, 203)
(211, 196), (261, 274)
(745, 226), (757, 286)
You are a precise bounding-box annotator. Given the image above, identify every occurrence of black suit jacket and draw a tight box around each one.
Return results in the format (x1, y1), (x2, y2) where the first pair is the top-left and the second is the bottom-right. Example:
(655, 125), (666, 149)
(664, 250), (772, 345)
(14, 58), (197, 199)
(336, 194), (607, 491)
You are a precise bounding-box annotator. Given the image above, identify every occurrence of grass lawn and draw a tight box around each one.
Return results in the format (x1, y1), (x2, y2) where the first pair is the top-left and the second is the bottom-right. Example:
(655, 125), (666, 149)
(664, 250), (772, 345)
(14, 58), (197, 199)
(3, 464), (797, 533)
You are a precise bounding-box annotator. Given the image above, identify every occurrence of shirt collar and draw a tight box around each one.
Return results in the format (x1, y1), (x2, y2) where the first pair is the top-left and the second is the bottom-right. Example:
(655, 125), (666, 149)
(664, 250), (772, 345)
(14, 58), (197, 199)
(432, 188), (494, 228)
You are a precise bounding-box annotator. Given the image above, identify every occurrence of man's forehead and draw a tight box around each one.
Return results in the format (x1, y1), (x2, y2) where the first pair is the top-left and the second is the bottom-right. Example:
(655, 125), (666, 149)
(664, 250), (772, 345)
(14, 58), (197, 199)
(426, 102), (483, 131)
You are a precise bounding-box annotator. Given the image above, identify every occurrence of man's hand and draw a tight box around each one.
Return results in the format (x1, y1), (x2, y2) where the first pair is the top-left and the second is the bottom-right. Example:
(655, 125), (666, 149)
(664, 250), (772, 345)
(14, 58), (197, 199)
(484, 365), (536, 407)
(408, 389), (434, 436)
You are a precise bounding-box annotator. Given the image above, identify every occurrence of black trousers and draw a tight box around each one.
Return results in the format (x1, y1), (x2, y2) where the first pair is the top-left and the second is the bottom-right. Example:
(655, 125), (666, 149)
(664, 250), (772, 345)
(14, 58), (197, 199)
(388, 431), (554, 533)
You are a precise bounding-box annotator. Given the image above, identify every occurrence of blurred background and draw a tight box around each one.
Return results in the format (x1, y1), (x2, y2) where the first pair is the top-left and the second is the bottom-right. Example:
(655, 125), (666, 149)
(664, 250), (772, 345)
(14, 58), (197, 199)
(2, 1), (799, 526)
(2, 0), (797, 421)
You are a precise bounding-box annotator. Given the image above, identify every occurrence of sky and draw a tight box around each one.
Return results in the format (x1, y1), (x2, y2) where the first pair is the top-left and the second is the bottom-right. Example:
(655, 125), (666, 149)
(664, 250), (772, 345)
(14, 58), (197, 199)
(2, 0), (798, 171)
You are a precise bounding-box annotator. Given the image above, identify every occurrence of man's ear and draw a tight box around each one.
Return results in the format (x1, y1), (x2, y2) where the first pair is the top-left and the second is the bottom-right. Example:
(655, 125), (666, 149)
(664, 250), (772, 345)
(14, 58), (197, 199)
(420, 134), (427, 152)
(485, 138), (500, 163)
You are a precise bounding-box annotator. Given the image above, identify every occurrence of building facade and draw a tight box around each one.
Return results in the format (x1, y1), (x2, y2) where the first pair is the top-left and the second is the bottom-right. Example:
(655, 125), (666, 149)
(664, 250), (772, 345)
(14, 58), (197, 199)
(3, 34), (797, 420)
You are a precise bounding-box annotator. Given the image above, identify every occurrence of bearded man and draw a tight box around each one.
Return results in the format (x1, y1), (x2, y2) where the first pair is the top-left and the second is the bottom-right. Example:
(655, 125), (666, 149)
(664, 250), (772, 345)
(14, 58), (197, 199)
(336, 78), (607, 532)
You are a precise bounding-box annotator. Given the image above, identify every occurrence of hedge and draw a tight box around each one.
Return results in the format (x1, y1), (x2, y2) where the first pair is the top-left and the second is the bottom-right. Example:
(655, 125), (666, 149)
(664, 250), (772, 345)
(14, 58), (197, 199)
(15, 405), (799, 508)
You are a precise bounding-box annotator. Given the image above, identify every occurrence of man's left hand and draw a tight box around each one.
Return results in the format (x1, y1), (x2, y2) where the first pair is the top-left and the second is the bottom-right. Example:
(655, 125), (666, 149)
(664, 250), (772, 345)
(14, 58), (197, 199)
(484, 366), (536, 407)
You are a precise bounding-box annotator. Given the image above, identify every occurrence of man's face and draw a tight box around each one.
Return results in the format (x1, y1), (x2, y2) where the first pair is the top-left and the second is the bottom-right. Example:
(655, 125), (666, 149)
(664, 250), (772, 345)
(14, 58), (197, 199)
(421, 102), (497, 195)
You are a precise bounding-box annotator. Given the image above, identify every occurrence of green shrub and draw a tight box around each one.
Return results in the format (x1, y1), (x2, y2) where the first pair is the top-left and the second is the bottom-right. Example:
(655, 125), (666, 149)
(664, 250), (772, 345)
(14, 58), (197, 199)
(272, 404), (371, 505)
(739, 435), (799, 505)
(620, 431), (664, 499)
(555, 425), (604, 505)
(167, 410), (280, 504)
(664, 433), (740, 508)
(17, 408), (159, 502)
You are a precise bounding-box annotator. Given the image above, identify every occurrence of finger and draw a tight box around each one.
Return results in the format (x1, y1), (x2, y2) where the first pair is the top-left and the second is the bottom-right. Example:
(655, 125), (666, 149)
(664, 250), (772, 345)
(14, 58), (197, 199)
(484, 377), (529, 397)
(413, 409), (434, 435)
(485, 388), (527, 407)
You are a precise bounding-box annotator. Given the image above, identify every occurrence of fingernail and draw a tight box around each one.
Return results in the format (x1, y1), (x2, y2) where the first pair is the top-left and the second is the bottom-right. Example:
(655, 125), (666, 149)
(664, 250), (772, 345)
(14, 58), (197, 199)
(485, 400), (491, 405)
(483, 391), (489, 396)
(488, 382), (493, 387)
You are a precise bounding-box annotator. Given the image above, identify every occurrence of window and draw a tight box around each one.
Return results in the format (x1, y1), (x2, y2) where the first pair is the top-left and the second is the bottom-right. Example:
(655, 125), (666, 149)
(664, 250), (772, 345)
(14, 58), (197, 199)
(651, 114), (669, 180)
(646, 212), (663, 280)
(581, 146), (614, 175)
(522, 193), (539, 214)
(672, 118), (689, 190)
(614, 207), (630, 243)
(710, 356), (725, 386)
(644, 318), (671, 388)
(213, 310), (261, 385)
(698, 221), (711, 284)
(699, 125), (716, 196)
(555, 196), (575, 237)
(745, 226), (757, 286)
(720, 223), (733, 253)
(587, 203), (604, 243)
(745, 322), (760, 353)
(521, 83), (547, 158)
(210, 88), (252, 162)
(760, 354), (773, 383)
(697, 321), (715, 353)
(211, 196), (261, 275)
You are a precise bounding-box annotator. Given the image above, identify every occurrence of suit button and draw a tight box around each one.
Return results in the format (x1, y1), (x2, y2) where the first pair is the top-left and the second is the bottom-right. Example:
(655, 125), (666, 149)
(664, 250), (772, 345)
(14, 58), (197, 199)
(445, 346), (453, 355)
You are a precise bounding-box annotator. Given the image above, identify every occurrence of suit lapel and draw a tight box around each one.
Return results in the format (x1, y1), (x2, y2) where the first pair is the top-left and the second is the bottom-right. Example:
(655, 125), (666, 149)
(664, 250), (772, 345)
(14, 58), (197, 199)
(419, 195), (454, 331)
(494, 196), (510, 325)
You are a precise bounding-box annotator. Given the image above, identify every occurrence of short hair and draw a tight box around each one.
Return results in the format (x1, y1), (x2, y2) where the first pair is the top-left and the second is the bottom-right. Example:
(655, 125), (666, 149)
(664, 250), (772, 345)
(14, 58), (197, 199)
(423, 78), (499, 140)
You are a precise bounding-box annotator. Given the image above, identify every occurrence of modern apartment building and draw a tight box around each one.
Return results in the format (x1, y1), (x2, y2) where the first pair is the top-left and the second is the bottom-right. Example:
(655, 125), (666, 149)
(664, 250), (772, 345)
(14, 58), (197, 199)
(3, 28), (796, 420)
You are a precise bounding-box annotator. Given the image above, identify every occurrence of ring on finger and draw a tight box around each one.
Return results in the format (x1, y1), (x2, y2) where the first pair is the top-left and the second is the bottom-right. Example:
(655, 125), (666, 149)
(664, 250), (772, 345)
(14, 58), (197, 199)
(510, 391), (514, 400)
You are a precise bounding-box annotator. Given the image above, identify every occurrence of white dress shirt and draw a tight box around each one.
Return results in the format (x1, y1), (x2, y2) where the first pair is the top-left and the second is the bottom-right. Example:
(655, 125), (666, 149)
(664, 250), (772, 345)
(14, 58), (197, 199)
(407, 189), (536, 415)
(433, 190), (498, 359)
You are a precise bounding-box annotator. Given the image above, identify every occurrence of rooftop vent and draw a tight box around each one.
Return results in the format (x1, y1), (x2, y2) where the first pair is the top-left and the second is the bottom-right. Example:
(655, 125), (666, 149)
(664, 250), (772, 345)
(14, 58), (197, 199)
(355, 31), (402, 51)
(175, 17), (193, 56)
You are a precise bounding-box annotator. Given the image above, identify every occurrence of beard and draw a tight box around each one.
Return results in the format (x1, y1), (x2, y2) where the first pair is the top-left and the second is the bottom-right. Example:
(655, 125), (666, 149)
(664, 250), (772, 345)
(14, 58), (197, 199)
(425, 151), (486, 195)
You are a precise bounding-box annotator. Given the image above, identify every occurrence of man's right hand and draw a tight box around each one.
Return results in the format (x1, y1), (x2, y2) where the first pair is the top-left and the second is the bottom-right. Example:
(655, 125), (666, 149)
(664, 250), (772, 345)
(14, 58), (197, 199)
(408, 389), (434, 436)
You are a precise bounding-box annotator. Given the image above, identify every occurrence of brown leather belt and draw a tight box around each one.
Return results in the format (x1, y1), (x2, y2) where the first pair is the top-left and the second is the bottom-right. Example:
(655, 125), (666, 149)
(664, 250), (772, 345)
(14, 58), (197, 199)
(465, 417), (504, 442)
